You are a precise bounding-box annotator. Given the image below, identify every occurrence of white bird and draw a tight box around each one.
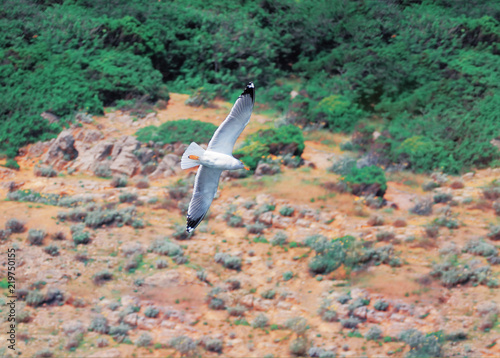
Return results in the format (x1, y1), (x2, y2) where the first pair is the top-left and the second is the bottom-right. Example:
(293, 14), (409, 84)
(181, 82), (255, 233)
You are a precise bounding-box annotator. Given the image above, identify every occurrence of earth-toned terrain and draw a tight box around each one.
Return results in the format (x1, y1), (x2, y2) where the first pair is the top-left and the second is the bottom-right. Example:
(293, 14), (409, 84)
(0, 94), (499, 358)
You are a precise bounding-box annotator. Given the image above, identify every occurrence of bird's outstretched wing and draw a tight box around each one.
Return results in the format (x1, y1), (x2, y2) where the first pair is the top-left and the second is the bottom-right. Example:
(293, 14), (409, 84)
(186, 166), (223, 233)
(207, 82), (255, 155)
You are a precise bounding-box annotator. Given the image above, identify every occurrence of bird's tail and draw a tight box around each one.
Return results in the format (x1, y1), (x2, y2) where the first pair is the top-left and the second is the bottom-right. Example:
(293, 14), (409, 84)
(181, 142), (205, 169)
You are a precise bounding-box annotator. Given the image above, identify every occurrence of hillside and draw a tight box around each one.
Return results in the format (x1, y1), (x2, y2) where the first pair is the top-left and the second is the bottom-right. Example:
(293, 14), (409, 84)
(1, 95), (499, 358)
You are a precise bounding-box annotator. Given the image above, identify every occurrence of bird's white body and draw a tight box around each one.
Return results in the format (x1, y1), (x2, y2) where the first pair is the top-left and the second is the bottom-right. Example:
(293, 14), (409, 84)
(181, 82), (255, 233)
(199, 150), (245, 170)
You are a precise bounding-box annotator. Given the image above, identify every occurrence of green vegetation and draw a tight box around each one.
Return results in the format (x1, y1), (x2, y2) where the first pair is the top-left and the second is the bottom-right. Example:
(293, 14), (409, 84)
(135, 119), (217, 145)
(234, 125), (305, 170)
(343, 166), (388, 197)
(1, 0), (499, 173)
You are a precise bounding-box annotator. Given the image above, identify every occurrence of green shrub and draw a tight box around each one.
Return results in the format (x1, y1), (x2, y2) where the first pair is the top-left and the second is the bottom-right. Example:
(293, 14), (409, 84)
(488, 225), (500, 240)
(252, 313), (269, 328)
(343, 165), (387, 197)
(204, 338), (223, 353)
(44, 244), (59, 256)
(144, 306), (160, 318)
(365, 326), (383, 341)
(94, 164), (112, 178)
(170, 336), (197, 356)
(4, 159), (20, 170)
(135, 119), (216, 145)
(214, 252), (242, 270)
(185, 87), (215, 107)
(279, 206), (295, 217)
(149, 238), (183, 257)
(6, 218), (25, 233)
(374, 300), (389, 311)
(463, 239), (498, 257)
(261, 289), (276, 300)
(234, 125), (305, 170)
(92, 270), (113, 285)
(28, 229), (46, 246)
(89, 315), (110, 334)
(312, 95), (365, 132)
(136, 332), (153, 347)
(34, 165), (57, 178)
(111, 175), (128, 188)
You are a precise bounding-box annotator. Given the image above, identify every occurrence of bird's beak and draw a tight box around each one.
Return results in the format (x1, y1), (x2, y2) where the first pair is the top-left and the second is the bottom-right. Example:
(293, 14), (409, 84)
(244, 165), (250, 171)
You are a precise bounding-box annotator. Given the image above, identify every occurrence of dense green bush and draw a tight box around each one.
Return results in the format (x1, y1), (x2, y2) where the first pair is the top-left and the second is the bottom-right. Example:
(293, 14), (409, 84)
(343, 165), (388, 197)
(234, 125), (304, 170)
(1, 0), (499, 174)
(135, 119), (216, 145)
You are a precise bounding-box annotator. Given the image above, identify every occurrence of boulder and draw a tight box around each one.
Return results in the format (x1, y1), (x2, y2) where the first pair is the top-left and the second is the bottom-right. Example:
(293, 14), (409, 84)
(42, 130), (78, 169)
(72, 141), (114, 172)
(110, 151), (140, 177)
(149, 154), (181, 179)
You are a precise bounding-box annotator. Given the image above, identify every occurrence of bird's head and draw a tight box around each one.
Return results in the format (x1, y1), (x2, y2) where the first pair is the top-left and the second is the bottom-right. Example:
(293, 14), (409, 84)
(240, 160), (250, 171)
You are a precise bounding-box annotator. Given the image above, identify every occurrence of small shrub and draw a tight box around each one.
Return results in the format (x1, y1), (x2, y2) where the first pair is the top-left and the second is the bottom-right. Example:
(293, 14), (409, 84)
(482, 181), (500, 200)
(171, 224), (193, 240)
(318, 299), (338, 322)
(425, 224), (439, 238)
(227, 305), (247, 317)
(34, 165), (57, 177)
(225, 278), (241, 290)
(399, 329), (442, 358)
(488, 225), (500, 240)
(422, 181), (440, 192)
(433, 192), (453, 203)
(337, 294), (351, 304)
(144, 306), (160, 318)
(155, 259), (168, 269)
(150, 238), (183, 256)
(44, 244), (59, 256)
(94, 164), (112, 178)
(450, 180), (464, 189)
(110, 175), (128, 188)
(89, 315), (110, 335)
(283, 271), (294, 281)
(28, 229), (46, 245)
(71, 225), (91, 245)
(252, 313), (269, 328)
(434, 216), (459, 229)
(185, 87), (215, 107)
(464, 239), (498, 257)
(208, 297), (225, 310)
(0, 229), (11, 240)
(34, 348), (53, 358)
(26, 290), (45, 307)
(329, 156), (356, 176)
(136, 332), (153, 347)
(4, 158), (20, 170)
(376, 231), (395, 242)
(228, 215), (244, 228)
(135, 177), (150, 189)
(410, 198), (433, 216)
(109, 323), (131, 342)
(96, 337), (109, 348)
(365, 326), (383, 341)
(6, 218), (25, 233)
(93, 270), (113, 285)
(169, 335), (198, 356)
(343, 165), (387, 197)
(289, 337), (308, 356)
(214, 252), (242, 270)
(493, 200), (500, 216)
(393, 218), (407, 227)
(279, 206), (295, 217)
(374, 300), (389, 311)
(272, 231), (288, 246)
(196, 270), (208, 282)
(119, 192), (138, 203)
(285, 317), (308, 336)
(261, 289), (276, 300)
(204, 338), (223, 353)
(341, 317), (360, 329)
(65, 333), (83, 350)
(246, 222), (266, 234)
(367, 215), (384, 226)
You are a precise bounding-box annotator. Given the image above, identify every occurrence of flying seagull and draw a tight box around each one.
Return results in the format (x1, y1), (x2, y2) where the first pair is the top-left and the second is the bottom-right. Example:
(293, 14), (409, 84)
(181, 82), (255, 233)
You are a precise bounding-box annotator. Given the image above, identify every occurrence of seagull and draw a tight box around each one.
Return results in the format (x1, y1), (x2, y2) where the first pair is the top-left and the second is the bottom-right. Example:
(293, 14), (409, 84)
(181, 82), (255, 233)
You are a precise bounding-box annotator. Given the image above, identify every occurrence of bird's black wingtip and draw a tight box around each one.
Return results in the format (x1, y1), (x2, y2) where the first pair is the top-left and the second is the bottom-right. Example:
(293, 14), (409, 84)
(241, 82), (255, 103)
(186, 215), (204, 233)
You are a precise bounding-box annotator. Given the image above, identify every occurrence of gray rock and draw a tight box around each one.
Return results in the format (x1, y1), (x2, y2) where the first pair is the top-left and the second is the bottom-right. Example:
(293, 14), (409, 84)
(144, 270), (180, 287)
(42, 130), (78, 169)
(149, 154), (181, 179)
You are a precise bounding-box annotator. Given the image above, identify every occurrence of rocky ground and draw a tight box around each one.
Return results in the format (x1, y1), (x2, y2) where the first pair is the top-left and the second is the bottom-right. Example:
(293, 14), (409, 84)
(0, 93), (499, 358)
